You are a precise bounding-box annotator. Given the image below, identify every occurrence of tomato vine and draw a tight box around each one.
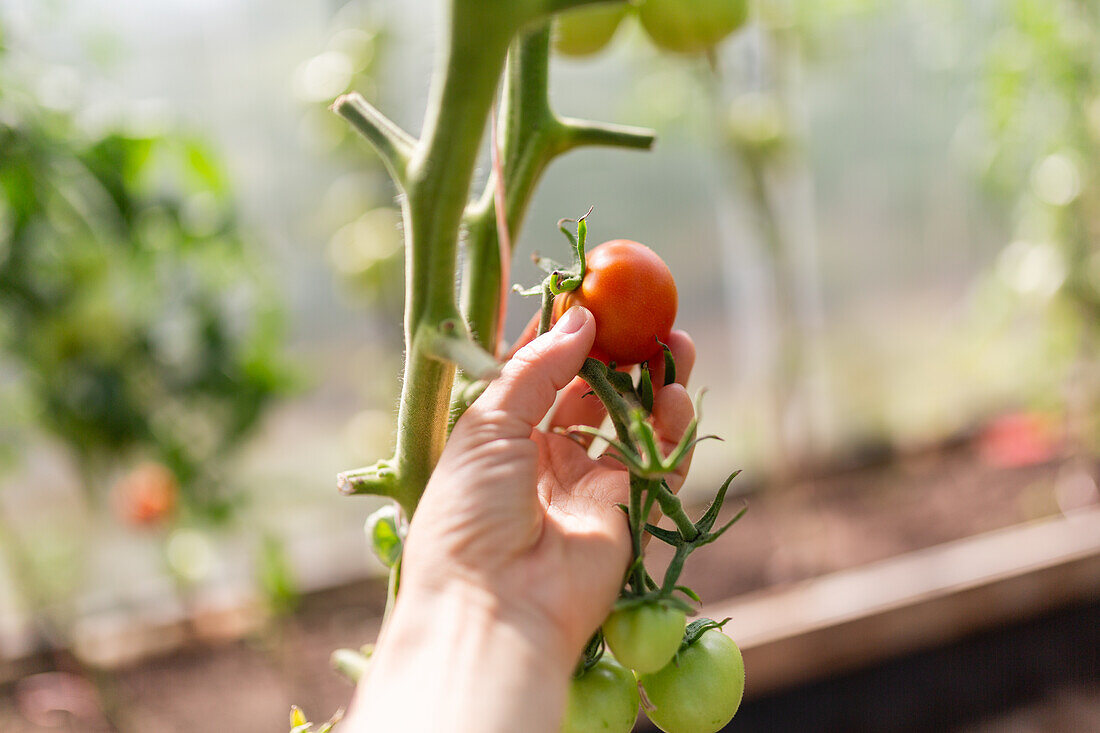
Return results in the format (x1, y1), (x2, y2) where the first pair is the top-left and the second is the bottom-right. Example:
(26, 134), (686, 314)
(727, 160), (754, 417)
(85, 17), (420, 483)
(313, 1), (752, 730)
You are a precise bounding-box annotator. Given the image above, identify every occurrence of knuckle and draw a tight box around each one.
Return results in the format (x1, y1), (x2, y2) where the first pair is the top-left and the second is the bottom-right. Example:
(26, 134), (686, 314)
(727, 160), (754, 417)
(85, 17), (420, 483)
(459, 406), (529, 441)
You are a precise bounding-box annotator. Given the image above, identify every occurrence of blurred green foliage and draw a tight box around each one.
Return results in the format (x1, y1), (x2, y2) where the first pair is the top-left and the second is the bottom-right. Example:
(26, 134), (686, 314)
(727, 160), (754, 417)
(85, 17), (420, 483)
(973, 0), (1100, 443)
(294, 2), (405, 323)
(0, 37), (294, 519)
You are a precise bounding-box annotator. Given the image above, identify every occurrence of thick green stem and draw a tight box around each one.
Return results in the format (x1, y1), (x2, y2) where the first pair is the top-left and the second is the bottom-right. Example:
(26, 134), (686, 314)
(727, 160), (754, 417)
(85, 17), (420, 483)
(538, 280), (554, 336)
(389, 4), (515, 514)
(338, 1), (652, 514)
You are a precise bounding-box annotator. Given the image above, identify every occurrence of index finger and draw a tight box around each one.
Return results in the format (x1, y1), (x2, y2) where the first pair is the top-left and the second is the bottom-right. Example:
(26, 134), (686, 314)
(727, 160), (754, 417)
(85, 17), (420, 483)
(466, 306), (595, 436)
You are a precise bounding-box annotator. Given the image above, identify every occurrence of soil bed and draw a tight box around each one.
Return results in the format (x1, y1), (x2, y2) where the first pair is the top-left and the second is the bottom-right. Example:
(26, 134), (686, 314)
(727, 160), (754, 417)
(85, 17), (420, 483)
(0, 444), (1095, 731)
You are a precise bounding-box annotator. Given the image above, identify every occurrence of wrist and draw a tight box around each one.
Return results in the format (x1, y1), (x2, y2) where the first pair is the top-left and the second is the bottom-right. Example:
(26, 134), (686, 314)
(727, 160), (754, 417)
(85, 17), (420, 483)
(348, 577), (574, 732)
(396, 575), (576, 673)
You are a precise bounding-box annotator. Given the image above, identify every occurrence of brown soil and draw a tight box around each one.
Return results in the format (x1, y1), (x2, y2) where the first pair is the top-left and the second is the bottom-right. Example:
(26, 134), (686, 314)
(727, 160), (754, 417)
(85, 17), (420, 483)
(0, 445), (1095, 732)
(646, 444), (1091, 604)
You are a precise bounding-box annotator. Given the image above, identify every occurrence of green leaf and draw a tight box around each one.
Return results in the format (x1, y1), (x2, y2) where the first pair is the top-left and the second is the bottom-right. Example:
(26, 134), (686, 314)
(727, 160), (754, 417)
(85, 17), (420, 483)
(638, 363), (654, 413)
(643, 523), (681, 546)
(575, 629), (605, 676)
(657, 337), (676, 387)
(316, 709), (345, 733)
(557, 218), (578, 249)
(695, 470), (742, 534)
(697, 505), (747, 547)
(606, 368), (636, 398)
(675, 585), (701, 603)
(258, 534), (300, 615)
(680, 617), (731, 651)
(184, 139), (228, 194)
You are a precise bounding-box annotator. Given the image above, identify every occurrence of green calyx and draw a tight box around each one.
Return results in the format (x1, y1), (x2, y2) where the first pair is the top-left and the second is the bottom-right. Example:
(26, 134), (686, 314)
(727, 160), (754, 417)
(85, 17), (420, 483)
(573, 628), (607, 677)
(517, 208), (595, 338)
(612, 590), (696, 616)
(679, 617), (731, 653)
(549, 208), (592, 294)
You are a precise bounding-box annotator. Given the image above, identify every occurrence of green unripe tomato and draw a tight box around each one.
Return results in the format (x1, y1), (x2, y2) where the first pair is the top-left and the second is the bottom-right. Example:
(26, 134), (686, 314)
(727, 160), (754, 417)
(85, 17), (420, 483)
(637, 0), (748, 54)
(562, 657), (640, 733)
(639, 629), (745, 733)
(553, 3), (630, 57)
(602, 604), (686, 674)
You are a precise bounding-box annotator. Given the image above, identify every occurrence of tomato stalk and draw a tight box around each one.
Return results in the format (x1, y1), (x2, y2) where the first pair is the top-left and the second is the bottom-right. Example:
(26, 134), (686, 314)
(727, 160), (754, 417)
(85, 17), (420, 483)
(572, 354), (746, 603)
(524, 211), (593, 337)
(336, 1), (654, 514)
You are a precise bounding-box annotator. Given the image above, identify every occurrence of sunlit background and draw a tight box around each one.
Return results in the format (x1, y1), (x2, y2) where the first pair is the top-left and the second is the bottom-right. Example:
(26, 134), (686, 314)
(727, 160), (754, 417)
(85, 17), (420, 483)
(1, 0), (1098, 730)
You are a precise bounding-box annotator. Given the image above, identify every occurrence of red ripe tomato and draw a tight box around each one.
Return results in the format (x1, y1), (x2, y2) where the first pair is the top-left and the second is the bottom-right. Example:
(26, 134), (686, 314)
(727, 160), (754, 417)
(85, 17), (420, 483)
(112, 462), (179, 527)
(552, 240), (677, 366)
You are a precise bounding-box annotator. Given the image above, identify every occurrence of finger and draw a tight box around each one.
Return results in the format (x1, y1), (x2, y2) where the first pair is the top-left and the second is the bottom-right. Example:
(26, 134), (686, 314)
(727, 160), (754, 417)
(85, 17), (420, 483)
(647, 330), (696, 389)
(650, 383), (696, 490)
(547, 376), (607, 445)
(467, 306), (595, 435)
(506, 310), (542, 359)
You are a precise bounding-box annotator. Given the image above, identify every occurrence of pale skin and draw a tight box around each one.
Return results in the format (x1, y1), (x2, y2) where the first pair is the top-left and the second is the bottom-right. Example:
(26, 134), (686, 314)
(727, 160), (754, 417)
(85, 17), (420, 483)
(345, 306), (697, 732)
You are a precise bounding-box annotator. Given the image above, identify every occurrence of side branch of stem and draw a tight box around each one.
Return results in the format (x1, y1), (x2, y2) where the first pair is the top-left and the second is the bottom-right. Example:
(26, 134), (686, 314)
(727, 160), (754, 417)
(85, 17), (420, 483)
(332, 93), (416, 186)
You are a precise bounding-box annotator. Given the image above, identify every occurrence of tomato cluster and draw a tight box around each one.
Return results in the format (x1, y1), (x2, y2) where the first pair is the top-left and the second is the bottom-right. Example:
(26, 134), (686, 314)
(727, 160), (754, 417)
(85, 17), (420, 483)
(563, 615), (745, 733)
(522, 216), (746, 733)
(638, 626), (745, 733)
(554, 0), (748, 57)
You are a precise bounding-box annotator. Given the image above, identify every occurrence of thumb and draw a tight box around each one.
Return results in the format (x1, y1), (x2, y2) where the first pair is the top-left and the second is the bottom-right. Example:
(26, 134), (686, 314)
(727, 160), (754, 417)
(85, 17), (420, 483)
(464, 306), (595, 434)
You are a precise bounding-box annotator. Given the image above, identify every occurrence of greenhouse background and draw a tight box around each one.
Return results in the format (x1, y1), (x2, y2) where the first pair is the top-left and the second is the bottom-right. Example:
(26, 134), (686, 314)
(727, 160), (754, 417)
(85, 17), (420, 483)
(0, 0), (1097, 730)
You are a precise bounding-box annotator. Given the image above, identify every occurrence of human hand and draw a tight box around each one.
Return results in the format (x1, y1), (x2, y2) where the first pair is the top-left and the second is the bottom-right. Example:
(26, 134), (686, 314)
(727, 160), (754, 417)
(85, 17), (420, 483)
(346, 305), (696, 732)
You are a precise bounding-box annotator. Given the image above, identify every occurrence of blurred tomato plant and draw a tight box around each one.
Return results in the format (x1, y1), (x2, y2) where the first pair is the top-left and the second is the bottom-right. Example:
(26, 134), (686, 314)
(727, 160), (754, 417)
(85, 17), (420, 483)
(971, 0), (1100, 451)
(295, 3), (405, 325)
(0, 34), (294, 521)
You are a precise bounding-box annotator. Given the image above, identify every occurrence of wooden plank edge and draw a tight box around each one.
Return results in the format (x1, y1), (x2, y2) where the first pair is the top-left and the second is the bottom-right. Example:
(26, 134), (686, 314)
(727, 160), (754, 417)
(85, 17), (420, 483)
(702, 507), (1100, 697)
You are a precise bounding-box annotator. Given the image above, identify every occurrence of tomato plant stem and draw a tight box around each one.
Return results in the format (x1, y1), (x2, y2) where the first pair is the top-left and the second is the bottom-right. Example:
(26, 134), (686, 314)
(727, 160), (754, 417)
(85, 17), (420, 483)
(578, 358), (634, 444)
(337, 3), (652, 514)
(661, 543), (691, 595)
(461, 26), (654, 355)
(539, 279), (555, 336)
(651, 481), (699, 541)
(628, 475), (651, 592)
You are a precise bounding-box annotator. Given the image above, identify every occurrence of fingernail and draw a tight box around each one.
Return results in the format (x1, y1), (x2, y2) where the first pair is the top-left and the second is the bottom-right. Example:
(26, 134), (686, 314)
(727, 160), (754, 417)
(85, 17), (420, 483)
(556, 306), (588, 334)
